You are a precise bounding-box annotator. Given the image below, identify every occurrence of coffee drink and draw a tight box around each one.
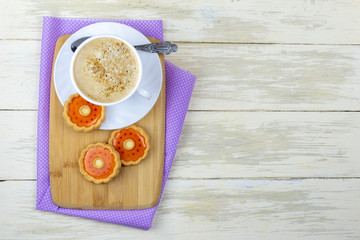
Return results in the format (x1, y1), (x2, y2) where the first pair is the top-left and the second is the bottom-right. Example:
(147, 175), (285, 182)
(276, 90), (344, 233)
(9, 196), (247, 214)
(73, 37), (140, 103)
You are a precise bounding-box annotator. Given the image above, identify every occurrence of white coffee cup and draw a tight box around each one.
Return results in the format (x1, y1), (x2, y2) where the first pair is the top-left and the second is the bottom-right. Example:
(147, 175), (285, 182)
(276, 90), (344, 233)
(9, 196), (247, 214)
(70, 35), (151, 106)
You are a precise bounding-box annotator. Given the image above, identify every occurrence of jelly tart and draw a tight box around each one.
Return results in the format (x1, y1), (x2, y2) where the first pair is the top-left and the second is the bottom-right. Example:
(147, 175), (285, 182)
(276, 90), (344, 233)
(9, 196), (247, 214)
(63, 93), (106, 132)
(108, 125), (150, 166)
(78, 143), (121, 184)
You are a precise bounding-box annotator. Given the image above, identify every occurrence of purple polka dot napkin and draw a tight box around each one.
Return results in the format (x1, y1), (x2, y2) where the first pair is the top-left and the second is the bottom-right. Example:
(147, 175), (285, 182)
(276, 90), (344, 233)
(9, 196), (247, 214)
(36, 16), (196, 230)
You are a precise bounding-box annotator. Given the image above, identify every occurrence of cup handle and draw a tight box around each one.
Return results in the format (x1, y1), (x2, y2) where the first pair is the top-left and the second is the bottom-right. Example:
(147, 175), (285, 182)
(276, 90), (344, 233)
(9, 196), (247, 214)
(136, 88), (152, 100)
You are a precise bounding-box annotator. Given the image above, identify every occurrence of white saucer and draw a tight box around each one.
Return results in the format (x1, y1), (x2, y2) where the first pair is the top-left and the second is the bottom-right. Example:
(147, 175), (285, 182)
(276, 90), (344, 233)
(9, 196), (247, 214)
(53, 22), (163, 130)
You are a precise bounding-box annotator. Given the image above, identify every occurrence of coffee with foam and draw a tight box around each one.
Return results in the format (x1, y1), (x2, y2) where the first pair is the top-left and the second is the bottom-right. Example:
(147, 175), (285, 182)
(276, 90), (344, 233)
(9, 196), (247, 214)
(73, 37), (140, 103)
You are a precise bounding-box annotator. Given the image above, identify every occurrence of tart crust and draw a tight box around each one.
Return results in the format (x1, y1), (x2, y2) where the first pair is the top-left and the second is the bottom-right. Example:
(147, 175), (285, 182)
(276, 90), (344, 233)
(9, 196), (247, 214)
(63, 93), (106, 132)
(78, 143), (121, 184)
(108, 125), (150, 166)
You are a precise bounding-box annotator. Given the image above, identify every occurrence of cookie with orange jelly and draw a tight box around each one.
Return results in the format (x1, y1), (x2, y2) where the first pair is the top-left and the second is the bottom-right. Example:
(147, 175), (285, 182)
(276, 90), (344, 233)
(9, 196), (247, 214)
(79, 143), (121, 184)
(63, 93), (106, 132)
(108, 125), (150, 166)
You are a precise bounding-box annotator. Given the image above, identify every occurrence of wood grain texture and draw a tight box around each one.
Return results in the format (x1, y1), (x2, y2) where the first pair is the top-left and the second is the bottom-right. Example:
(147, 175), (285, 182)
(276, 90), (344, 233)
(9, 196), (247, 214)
(2, 111), (360, 180)
(49, 35), (165, 210)
(0, 40), (40, 109)
(175, 111), (360, 178)
(3, 41), (360, 111)
(1, 0), (360, 44)
(0, 111), (37, 179)
(1, 180), (360, 239)
(1, 0), (360, 238)
(170, 43), (360, 111)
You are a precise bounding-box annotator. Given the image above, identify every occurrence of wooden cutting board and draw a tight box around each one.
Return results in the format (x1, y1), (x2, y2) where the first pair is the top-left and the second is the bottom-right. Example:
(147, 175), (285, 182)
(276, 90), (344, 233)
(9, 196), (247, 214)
(49, 34), (165, 210)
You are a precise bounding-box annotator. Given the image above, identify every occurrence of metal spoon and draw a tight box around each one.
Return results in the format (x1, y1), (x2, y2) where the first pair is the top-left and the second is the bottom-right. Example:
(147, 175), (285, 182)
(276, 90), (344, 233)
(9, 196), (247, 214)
(71, 37), (178, 55)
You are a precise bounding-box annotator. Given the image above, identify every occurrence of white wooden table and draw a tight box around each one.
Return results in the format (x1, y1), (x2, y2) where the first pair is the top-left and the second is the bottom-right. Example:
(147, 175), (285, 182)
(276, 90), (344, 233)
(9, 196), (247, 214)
(1, 1), (360, 239)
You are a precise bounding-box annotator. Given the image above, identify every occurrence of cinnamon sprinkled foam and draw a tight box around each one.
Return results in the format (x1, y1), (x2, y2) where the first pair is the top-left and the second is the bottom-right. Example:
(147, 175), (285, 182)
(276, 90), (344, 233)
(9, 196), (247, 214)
(74, 38), (139, 103)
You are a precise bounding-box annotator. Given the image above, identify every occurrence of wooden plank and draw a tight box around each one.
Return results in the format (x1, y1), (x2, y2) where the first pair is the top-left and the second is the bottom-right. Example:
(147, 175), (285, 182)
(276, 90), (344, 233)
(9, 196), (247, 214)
(0, 111), (37, 179)
(0, 179), (359, 239)
(175, 111), (360, 178)
(1, 0), (360, 44)
(168, 43), (360, 111)
(0, 40), (40, 109)
(2, 111), (360, 180)
(48, 35), (165, 210)
(3, 41), (360, 111)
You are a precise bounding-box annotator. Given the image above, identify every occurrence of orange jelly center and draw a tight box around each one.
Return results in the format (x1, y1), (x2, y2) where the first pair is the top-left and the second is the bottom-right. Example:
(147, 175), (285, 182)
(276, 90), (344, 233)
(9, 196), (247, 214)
(68, 95), (102, 127)
(83, 146), (115, 179)
(112, 129), (147, 162)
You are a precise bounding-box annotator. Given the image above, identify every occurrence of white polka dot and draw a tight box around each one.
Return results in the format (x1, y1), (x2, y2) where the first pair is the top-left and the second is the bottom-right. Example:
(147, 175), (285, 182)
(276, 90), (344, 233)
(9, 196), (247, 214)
(36, 17), (195, 230)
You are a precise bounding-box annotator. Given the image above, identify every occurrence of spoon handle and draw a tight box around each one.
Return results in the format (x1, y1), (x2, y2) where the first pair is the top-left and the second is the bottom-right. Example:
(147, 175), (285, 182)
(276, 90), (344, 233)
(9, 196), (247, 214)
(71, 37), (178, 55)
(134, 42), (178, 55)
